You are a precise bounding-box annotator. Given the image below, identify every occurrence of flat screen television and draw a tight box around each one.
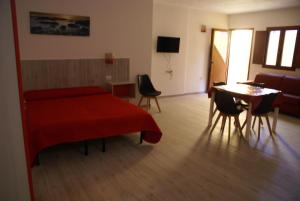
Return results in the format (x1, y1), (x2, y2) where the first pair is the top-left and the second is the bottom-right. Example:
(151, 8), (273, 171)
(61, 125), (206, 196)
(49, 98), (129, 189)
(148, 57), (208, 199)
(157, 36), (180, 53)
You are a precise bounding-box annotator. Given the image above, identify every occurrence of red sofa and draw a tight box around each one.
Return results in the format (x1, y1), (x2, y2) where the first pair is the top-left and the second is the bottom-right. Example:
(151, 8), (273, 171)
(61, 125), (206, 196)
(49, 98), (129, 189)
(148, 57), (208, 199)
(254, 73), (300, 117)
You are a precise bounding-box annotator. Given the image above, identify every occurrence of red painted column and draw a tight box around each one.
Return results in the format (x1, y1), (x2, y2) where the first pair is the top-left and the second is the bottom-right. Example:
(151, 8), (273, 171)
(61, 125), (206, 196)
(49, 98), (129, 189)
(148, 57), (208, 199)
(10, 0), (34, 200)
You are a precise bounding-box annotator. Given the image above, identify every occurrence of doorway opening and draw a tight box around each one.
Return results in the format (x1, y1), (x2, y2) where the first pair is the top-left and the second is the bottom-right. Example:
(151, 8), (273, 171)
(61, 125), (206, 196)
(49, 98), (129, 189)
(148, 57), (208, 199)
(207, 28), (254, 89)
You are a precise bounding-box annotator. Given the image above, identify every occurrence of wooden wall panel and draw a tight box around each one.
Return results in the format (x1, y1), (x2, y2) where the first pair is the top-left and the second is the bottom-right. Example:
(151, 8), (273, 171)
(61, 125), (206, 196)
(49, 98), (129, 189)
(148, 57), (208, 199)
(252, 31), (267, 65)
(21, 58), (129, 91)
(293, 30), (300, 68)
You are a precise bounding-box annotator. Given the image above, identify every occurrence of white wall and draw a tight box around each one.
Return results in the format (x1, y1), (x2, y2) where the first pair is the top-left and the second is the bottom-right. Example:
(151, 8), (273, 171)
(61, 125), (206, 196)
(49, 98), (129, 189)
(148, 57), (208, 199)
(16, 0), (153, 81)
(229, 7), (300, 79)
(0, 0), (31, 201)
(152, 3), (228, 96)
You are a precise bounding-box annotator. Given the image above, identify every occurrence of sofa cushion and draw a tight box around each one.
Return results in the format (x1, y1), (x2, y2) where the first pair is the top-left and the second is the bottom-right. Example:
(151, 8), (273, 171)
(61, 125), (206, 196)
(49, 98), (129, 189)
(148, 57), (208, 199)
(254, 73), (284, 90)
(280, 76), (300, 96)
(282, 94), (300, 105)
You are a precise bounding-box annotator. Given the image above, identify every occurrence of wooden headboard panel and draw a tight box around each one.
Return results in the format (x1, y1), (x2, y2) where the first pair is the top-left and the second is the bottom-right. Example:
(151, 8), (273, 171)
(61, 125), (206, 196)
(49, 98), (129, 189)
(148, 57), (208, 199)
(21, 58), (129, 91)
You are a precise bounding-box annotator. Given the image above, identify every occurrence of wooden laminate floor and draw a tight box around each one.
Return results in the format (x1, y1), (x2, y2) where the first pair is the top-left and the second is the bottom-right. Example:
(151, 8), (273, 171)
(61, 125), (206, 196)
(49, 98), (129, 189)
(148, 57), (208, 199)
(32, 94), (300, 201)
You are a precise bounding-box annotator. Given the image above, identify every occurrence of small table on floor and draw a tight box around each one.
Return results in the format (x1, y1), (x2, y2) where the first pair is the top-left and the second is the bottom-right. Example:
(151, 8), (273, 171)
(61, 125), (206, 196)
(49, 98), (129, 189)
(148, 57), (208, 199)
(107, 81), (136, 99)
(208, 84), (281, 139)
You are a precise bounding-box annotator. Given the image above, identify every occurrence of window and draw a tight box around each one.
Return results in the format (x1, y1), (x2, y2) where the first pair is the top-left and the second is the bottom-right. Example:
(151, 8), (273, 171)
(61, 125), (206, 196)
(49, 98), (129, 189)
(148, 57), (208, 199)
(264, 26), (300, 70)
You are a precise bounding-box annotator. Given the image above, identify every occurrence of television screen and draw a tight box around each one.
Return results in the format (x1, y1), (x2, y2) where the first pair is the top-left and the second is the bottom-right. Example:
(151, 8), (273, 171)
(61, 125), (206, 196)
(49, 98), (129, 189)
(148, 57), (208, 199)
(157, 36), (180, 53)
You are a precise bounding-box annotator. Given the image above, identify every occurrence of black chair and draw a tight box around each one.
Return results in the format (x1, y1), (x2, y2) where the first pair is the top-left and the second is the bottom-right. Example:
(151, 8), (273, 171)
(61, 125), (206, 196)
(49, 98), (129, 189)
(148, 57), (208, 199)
(210, 90), (244, 135)
(242, 93), (278, 137)
(137, 74), (162, 112)
(212, 82), (226, 117)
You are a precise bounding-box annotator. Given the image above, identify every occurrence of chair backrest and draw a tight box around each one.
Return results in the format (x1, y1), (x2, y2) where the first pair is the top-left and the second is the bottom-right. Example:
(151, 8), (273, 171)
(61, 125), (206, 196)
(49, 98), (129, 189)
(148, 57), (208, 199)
(253, 93), (278, 115)
(214, 90), (241, 115)
(137, 74), (156, 94)
(249, 82), (265, 88)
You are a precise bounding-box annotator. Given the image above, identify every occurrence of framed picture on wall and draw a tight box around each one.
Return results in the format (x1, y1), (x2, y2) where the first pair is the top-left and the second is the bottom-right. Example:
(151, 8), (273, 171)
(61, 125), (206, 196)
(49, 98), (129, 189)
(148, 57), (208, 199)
(30, 11), (90, 36)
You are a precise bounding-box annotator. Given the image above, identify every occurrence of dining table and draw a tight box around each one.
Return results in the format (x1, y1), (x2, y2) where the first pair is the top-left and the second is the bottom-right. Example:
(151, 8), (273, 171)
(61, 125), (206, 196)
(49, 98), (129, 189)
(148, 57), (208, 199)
(208, 84), (282, 139)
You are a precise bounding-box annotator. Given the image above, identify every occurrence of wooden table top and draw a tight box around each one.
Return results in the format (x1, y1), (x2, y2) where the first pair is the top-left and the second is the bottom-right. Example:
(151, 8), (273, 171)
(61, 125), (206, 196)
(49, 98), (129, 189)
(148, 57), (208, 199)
(213, 84), (281, 97)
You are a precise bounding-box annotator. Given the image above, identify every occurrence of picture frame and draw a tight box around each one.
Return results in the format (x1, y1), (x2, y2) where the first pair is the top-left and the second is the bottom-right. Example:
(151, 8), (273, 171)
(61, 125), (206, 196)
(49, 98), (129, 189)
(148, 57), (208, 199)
(30, 11), (90, 36)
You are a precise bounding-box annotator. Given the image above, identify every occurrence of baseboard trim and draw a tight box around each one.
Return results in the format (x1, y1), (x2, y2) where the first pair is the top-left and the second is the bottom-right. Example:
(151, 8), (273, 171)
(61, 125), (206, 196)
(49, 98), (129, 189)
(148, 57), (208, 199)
(159, 92), (203, 99)
(137, 92), (204, 107)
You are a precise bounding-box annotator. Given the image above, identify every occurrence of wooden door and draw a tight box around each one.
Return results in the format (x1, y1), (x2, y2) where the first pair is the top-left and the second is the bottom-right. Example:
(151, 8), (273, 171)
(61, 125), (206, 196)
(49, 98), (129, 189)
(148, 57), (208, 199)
(207, 29), (230, 90)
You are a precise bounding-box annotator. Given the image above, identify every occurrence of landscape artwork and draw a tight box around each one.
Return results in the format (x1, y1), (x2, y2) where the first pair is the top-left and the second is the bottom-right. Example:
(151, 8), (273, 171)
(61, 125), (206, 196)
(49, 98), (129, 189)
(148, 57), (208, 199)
(30, 12), (90, 36)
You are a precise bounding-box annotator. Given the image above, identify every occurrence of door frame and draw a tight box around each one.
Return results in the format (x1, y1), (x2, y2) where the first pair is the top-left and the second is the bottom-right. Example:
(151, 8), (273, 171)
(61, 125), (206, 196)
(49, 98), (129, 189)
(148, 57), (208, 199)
(206, 28), (231, 92)
(207, 28), (254, 92)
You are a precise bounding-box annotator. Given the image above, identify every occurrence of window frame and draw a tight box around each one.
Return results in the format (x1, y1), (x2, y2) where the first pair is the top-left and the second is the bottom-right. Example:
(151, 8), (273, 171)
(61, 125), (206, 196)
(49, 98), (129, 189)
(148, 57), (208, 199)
(263, 26), (300, 71)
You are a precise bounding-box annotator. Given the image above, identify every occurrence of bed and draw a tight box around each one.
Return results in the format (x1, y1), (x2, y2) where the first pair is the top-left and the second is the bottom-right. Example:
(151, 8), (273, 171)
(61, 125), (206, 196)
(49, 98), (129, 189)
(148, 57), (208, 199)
(24, 86), (162, 165)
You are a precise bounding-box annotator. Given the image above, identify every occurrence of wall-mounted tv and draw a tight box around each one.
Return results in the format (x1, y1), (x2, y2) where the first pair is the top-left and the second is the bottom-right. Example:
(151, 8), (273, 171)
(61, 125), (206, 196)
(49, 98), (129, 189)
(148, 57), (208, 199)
(157, 36), (180, 53)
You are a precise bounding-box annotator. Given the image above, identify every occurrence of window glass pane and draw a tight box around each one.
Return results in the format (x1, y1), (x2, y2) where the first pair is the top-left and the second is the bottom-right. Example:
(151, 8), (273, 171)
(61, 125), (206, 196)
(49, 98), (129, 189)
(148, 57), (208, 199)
(281, 30), (297, 67)
(266, 30), (280, 66)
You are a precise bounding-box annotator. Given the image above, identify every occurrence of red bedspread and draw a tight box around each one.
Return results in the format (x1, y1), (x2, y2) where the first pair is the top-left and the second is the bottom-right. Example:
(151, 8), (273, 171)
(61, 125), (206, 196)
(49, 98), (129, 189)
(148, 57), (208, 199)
(25, 87), (162, 165)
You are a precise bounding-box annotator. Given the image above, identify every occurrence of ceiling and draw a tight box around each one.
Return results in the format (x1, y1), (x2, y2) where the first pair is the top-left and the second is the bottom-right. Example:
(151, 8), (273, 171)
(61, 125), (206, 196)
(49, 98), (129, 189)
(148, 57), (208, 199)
(154, 0), (300, 14)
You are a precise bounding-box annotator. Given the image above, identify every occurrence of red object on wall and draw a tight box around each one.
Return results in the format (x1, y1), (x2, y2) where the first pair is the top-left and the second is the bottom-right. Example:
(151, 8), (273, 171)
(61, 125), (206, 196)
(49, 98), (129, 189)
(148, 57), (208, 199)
(105, 53), (114, 64)
(105, 58), (114, 64)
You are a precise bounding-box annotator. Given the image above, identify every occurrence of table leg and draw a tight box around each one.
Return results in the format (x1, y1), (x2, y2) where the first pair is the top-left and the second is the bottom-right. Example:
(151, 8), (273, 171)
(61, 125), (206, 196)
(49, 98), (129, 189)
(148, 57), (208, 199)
(208, 91), (215, 127)
(245, 102), (253, 139)
(272, 107), (279, 132)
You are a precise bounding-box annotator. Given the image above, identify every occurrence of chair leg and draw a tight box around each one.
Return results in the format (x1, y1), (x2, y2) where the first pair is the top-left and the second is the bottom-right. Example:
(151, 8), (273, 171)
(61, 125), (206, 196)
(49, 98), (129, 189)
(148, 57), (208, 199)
(84, 141), (88, 156)
(221, 115), (227, 134)
(259, 117), (263, 125)
(140, 132), (144, 144)
(228, 116), (231, 136)
(258, 116), (262, 138)
(252, 116), (257, 129)
(138, 96), (144, 107)
(242, 119), (246, 129)
(102, 138), (106, 152)
(265, 115), (273, 136)
(234, 115), (243, 136)
(210, 112), (222, 134)
(220, 115), (224, 130)
(212, 107), (217, 118)
(154, 97), (161, 112)
(147, 97), (150, 111)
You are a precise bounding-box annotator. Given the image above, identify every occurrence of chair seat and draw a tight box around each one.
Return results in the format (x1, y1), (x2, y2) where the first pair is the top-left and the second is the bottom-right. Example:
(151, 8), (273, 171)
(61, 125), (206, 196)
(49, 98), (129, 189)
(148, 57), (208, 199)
(141, 91), (161, 97)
